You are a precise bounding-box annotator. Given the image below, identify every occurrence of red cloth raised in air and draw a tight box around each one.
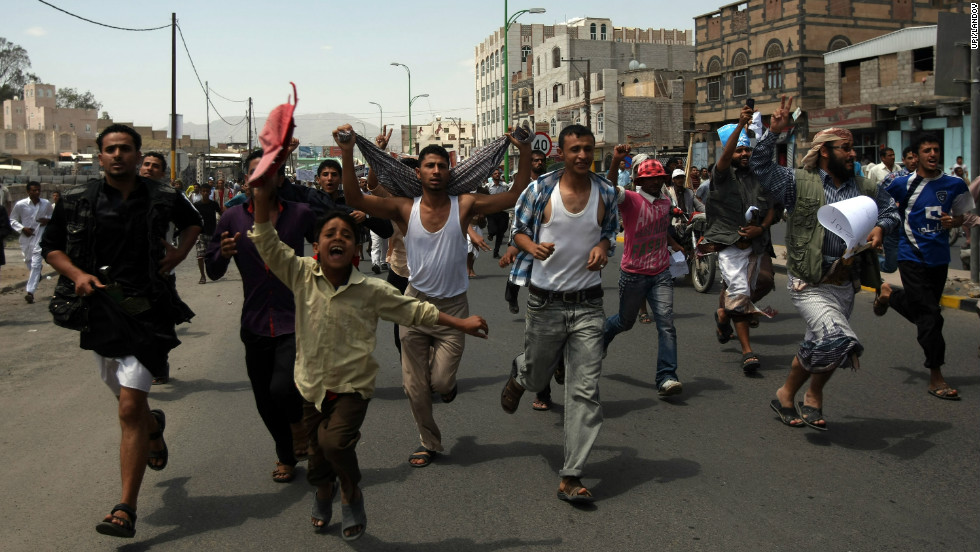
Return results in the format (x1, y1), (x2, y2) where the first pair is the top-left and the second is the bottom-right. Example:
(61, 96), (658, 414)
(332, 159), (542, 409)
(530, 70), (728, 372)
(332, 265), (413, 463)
(248, 82), (297, 187)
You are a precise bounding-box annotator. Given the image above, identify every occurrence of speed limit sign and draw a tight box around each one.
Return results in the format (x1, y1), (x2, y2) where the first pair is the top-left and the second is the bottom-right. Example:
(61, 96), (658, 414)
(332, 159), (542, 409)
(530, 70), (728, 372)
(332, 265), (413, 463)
(531, 132), (552, 155)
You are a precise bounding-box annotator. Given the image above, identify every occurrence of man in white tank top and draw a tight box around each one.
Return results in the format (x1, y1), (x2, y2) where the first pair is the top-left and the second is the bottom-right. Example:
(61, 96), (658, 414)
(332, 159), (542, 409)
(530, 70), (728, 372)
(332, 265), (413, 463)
(333, 124), (533, 467)
(500, 124), (620, 503)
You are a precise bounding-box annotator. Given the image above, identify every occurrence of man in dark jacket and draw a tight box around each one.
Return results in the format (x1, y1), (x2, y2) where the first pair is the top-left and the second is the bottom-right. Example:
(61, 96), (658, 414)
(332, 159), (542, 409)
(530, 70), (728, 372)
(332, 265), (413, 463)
(42, 124), (202, 538)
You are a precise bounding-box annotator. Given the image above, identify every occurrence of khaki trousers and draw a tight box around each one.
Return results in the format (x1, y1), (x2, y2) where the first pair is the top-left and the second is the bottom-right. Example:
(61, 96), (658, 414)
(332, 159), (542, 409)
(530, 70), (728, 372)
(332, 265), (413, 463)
(399, 286), (468, 452)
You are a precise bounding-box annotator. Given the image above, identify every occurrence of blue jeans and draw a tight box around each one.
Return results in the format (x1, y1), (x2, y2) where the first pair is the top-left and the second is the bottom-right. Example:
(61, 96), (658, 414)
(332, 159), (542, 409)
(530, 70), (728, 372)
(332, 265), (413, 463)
(603, 269), (678, 387)
(514, 293), (604, 478)
(879, 225), (900, 273)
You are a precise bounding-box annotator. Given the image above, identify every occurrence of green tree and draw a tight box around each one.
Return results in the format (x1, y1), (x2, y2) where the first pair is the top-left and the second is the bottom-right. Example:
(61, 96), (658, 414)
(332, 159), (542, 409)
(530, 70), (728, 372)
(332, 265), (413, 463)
(56, 87), (102, 111)
(0, 37), (38, 102)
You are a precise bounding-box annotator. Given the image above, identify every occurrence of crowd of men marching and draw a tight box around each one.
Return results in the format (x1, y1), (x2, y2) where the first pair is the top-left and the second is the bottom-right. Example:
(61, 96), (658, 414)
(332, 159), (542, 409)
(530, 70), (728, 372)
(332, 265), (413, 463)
(3, 95), (976, 542)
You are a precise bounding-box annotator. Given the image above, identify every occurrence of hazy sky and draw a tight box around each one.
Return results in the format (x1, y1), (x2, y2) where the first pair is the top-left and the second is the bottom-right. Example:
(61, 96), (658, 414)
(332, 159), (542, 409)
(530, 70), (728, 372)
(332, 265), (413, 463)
(10, 1), (718, 132)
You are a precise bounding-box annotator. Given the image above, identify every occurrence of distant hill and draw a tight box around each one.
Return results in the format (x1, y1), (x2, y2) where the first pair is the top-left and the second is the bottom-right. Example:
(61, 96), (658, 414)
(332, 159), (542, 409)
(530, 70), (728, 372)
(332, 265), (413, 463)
(178, 112), (396, 151)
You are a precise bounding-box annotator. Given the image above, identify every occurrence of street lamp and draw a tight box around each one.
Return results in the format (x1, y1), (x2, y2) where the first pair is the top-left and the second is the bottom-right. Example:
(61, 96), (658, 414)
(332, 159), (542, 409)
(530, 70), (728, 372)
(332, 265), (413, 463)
(368, 101), (383, 132)
(410, 94), (429, 154)
(504, 4), (545, 179)
(391, 62), (413, 154)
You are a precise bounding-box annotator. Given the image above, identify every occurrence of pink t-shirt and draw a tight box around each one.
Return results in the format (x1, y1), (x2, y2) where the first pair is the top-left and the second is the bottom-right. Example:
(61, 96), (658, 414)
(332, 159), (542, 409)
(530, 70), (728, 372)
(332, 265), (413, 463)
(619, 189), (671, 275)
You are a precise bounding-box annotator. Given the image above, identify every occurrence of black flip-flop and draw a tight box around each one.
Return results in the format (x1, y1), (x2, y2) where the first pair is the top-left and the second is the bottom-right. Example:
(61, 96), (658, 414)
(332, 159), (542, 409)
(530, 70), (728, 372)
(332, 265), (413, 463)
(95, 503), (137, 538)
(409, 446), (436, 468)
(715, 312), (734, 344)
(742, 352), (761, 374)
(769, 399), (803, 427)
(796, 402), (828, 431)
(441, 384), (458, 404)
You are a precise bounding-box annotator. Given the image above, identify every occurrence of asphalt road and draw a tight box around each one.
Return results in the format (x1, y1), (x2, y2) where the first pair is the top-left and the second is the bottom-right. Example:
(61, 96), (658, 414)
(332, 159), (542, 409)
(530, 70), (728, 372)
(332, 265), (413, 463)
(0, 248), (977, 551)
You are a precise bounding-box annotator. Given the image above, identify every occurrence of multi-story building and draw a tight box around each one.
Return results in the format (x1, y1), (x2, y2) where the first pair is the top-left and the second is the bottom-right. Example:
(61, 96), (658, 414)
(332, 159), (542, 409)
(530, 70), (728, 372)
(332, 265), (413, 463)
(3, 82), (97, 162)
(400, 117), (476, 162)
(476, 18), (692, 170)
(821, 24), (972, 168)
(693, 0), (973, 167)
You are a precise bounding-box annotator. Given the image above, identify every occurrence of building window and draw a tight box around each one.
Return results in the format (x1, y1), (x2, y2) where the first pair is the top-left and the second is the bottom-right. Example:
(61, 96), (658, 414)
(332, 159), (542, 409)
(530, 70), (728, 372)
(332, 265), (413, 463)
(537, 90), (541, 108)
(707, 77), (721, 101)
(5, 133), (16, 149)
(574, 80), (580, 97)
(536, 57), (540, 75)
(764, 62), (783, 90)
(733, 70), (747, 96)
(596, 111), (604, 133)
(85, 124), (91, 132)
(551, 117), (557, 136)
(60, 133), (71, 150)
(552, 47), (561, 69)
(828, 37), (850, 51)
(521, 45), (531, 62)
(596, 73), (603, 91)
(553, 84), (560, 103)
(600, 24), (607, 40)
(913, 47), (934, 71)
(34, 133), (46, 149)
(481, 60), (485, 76)
(765, 42), (783, 61)
(590, 23), (597, 40)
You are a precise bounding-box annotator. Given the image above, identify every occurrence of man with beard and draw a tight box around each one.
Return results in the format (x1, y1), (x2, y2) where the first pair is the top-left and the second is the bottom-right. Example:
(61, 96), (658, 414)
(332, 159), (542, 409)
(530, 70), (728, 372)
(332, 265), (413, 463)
(706, 108), (776, 375)
(41, 124), (202, 538)
(751, 97), (898, 430)
(875, 133), (974, 400)
(499, 124), (619, 503)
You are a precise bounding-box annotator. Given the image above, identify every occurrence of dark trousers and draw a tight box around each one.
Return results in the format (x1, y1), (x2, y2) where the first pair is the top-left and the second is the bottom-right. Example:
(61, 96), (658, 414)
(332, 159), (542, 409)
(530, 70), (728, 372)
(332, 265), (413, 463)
(889, 261), (948, 369)
(304, 395), (370, 500)
(386, 270), (410, 355)
(240, 329), (304, 465)
(486, 212), (509, 255)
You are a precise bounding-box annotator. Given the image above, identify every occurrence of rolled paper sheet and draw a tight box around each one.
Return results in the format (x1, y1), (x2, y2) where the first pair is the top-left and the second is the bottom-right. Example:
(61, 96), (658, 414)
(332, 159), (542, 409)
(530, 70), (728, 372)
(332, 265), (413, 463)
(817, 195), (878, 258)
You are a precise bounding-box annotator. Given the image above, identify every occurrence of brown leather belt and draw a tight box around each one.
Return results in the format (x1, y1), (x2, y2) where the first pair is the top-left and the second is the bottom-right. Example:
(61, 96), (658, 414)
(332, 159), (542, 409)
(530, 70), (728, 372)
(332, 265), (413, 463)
(528, 284), (603, 304)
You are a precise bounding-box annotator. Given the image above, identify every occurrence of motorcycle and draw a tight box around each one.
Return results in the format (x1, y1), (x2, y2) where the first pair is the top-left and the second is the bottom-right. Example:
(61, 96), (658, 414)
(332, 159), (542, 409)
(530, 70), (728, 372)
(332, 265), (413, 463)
(671, 208), (716, 293)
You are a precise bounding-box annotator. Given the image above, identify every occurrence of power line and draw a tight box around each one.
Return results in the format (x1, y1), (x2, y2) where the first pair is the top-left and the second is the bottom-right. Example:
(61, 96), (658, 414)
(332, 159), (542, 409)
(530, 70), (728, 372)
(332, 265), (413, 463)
(208, 86), (247, 104)
(37, 0), (169, 31)
(175, 22), (246, 126)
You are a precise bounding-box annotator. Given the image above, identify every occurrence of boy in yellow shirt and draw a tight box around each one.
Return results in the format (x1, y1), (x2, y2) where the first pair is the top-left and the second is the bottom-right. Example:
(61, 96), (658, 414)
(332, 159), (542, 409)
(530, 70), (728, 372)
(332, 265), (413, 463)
(248, 176), (488, 541)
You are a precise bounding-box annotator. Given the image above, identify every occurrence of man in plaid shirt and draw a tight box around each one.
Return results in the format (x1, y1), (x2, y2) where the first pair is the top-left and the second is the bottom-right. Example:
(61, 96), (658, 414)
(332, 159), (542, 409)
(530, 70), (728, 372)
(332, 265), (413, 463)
(500, 124), (618, 504)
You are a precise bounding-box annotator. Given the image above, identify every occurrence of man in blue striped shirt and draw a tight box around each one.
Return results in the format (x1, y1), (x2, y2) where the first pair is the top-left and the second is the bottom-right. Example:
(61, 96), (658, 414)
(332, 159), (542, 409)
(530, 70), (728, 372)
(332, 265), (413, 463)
(750, 99), (898, 430)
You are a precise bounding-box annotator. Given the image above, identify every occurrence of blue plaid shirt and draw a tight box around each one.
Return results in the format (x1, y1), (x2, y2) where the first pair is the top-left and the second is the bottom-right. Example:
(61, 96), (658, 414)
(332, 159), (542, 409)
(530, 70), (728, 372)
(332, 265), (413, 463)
(750, 131), (898, 259)
(508, 169), (619, 287)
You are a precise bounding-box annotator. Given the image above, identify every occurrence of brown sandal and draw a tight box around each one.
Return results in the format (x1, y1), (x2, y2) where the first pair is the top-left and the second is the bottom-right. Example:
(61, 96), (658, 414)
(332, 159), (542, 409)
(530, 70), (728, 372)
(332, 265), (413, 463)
(500, 376), (525, 414)
(272, 461), (296, 483)
(557, 477), (594, 503)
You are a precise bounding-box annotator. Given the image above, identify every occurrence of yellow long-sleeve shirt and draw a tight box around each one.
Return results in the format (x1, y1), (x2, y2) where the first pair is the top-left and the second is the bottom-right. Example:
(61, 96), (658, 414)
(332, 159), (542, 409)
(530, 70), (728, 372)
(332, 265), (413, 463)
(249, 220), (440, 408)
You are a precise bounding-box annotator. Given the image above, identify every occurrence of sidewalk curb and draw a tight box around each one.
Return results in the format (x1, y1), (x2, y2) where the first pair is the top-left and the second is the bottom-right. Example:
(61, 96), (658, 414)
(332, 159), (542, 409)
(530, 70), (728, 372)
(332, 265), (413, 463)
(0, 269), (58, 295)
(769, 262), (979, 314)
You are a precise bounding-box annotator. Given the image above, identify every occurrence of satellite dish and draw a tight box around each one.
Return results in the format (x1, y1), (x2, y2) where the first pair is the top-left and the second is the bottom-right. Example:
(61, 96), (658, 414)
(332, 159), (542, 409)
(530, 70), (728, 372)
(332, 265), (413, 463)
(638, 63), (647, 69)
(628, 60), (639, 70)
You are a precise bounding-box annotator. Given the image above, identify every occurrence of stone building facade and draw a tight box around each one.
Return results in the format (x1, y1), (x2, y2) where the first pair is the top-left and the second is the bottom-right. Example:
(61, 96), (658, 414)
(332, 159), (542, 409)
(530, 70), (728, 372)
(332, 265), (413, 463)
(693, 0), (971, 166)
(399, 118), (476, 162)
(821, 24), (971, 169)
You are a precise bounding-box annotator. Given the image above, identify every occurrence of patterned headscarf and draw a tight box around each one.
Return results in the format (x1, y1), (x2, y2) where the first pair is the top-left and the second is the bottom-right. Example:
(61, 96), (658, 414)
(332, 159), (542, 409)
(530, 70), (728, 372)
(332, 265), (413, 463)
(801, 127), (853, 170)
(347, 126), (532, 197)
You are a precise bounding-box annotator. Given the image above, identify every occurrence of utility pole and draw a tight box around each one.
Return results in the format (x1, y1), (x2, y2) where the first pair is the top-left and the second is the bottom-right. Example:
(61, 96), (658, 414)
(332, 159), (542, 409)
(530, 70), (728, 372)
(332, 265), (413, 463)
(170, 12), (177, 182)
(205, 80), (210, 179)
(247, 97), (253, 151)
(562, 57), (592, 131)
